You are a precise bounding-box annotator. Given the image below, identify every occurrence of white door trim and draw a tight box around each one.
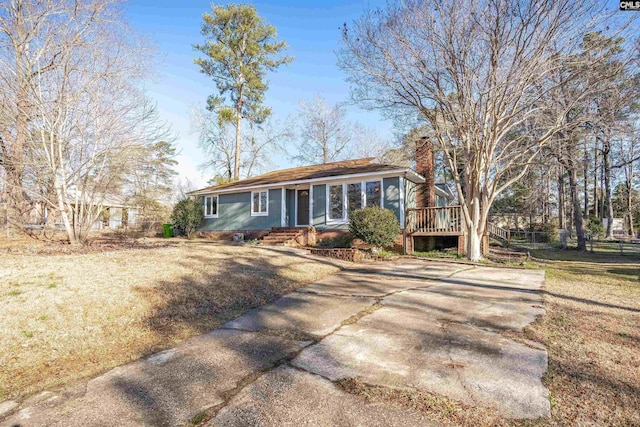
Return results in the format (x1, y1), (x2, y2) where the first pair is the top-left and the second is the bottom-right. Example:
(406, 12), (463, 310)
(280, 187), (286, 227)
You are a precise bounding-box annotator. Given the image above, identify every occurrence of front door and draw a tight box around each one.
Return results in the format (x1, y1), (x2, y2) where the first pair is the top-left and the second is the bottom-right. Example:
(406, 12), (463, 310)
(296, 189), (310, 226)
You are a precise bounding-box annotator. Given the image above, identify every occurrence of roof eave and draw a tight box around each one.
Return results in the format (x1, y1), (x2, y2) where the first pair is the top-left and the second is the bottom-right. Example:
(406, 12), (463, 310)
(403, 169), (426, 184)
(189, 168), (423, 196)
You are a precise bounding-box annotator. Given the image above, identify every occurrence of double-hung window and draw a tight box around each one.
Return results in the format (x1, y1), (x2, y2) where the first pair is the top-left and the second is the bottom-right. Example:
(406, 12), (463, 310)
(251, 190), (268, 216)
(204, 195), (218, 218)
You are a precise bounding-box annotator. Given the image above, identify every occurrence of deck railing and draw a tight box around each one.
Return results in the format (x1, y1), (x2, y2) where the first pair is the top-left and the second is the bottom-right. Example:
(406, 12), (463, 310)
(405, 205), (462, 234)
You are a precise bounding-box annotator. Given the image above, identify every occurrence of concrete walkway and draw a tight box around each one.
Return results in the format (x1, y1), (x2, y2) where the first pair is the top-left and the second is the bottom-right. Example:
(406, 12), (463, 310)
(1, 257), (549, 427)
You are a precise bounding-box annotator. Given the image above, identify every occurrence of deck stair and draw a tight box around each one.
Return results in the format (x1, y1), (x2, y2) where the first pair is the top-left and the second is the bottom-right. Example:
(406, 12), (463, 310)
(488, 223), (511, 246)
(259, 227), (305, 246)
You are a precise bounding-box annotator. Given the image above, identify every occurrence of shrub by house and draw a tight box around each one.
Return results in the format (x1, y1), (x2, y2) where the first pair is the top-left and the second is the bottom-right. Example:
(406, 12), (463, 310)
(348, 207), (400, 249)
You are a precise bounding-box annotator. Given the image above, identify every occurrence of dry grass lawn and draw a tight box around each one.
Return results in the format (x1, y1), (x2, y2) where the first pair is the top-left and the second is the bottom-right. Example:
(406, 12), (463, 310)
(0, 239), (340, 401)
(527, 250), (640, 426)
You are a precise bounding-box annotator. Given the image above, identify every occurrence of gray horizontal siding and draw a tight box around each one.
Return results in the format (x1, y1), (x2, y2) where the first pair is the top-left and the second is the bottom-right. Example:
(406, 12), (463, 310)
(199, 189), (281, 231)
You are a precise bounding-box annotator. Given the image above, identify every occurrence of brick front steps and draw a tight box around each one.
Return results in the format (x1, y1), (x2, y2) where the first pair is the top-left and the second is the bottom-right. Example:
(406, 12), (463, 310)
(259, 227), (316, 247)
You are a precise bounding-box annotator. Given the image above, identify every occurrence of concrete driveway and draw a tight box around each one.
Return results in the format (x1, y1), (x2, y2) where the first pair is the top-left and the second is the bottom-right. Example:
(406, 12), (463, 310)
(1, 256), (549, 426)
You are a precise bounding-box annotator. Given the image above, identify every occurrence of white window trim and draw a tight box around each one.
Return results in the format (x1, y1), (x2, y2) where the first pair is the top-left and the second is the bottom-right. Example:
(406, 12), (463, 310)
(325, 179), (384, 224)
(204, 195), (219, 218)
(251, 190), (269, 216)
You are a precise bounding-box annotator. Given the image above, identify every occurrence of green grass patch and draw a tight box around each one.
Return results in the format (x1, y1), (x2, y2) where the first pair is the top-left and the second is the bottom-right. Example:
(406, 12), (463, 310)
(342, 303), (383, 326)
(6, 290), (23, 297)
(187, 411), (209, 425)
(412, 250), (460, 259)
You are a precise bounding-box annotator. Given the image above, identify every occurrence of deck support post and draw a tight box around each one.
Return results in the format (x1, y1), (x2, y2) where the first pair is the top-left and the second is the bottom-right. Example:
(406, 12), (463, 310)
(457, 234), (466, 256)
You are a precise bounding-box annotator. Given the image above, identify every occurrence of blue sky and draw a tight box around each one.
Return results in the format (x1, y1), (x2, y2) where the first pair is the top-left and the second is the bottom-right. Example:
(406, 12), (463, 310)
(125, 0), (391, 187)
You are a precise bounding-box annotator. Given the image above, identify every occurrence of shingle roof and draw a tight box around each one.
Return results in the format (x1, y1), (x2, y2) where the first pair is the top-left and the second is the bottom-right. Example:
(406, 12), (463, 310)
(190, 158), (424, 195)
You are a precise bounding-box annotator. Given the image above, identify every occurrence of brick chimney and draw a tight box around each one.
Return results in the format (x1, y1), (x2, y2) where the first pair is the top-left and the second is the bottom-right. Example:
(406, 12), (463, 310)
(416, 137), (435, 207)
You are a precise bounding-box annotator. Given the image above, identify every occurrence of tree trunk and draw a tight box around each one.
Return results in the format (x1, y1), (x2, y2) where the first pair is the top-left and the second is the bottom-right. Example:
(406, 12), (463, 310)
(593, 137), (599, 218)
(5, 155), (26, 236)
(234, 103), (242, 180)
(603, 135), (613, 238)
(583, 140), (589, 217)
(558, 172), (565, 229)
(568, 168), (586, 250)
(600, 155), (605, 219)
(55, 183), (77, 245)
(465, 194), (482, 261)
(544, 171), (550, 223)
(5, 9), (30, 238)
(625, 165), (635, 237)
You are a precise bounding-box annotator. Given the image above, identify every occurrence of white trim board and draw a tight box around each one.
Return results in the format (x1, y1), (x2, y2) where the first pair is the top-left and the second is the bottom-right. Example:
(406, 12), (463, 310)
(280, 187), (286, 227)
(309, 185), (314, 227)
(399, 177), (405, 227)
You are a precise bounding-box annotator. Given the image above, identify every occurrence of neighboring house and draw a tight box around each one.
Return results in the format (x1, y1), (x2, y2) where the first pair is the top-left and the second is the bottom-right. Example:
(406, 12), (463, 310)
(189, 157), (456, 249)
(91, 195), (139, 230)
(25, 193), (139, 230)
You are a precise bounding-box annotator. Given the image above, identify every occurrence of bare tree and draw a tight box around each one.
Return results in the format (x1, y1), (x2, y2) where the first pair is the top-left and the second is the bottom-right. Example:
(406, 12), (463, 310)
(585, 33), (640, 238)
(339, 0), (634, 259)
(127, 138), (179, 232)
(350, 124), (396, 164)
(618, 131), (638, 236)
(0, 0), (69, 236)
(242, 117), (293, 177)
(1, 0), (167, 244)
(192, 106), (292, 180)
(294, 95), (353, 165)
(192, 107), (236, 181)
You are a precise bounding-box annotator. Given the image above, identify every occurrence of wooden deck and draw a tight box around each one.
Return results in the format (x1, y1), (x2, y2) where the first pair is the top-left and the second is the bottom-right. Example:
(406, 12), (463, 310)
(405, 206), (463, 236)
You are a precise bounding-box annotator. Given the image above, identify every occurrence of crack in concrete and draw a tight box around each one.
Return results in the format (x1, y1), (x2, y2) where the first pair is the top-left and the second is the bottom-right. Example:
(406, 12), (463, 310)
(193, 332), (319, 425)
(442, 322), (478, 406)
(202, 295), (395, 424)
(445, 266), (477, 278)
(297, 281), (441, 300)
